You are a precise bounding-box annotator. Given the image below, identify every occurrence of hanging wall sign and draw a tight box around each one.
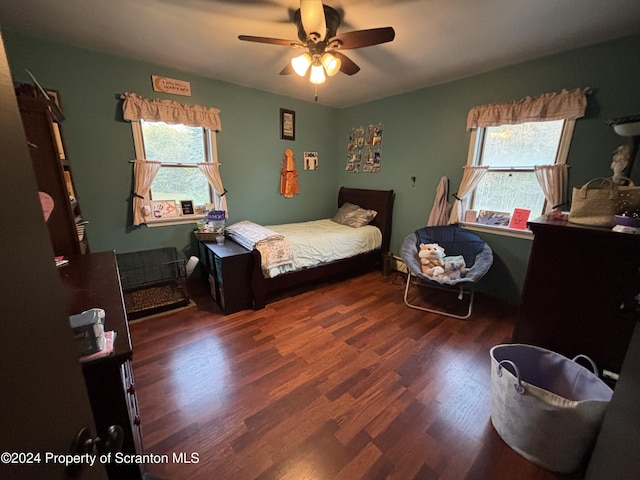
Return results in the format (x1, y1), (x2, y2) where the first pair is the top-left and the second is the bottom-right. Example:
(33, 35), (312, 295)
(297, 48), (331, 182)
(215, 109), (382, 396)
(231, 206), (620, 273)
(151, 75), (192, 96)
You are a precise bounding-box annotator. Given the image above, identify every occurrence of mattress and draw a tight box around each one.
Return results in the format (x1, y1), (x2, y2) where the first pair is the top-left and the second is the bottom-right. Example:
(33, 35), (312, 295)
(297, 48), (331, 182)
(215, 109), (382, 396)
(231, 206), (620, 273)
(263, 218), (382, 278)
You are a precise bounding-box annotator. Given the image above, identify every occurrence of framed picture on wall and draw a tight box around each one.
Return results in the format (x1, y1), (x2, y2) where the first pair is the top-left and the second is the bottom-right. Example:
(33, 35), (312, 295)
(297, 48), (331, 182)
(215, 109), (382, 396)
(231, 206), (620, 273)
(280, 108), (295, 141)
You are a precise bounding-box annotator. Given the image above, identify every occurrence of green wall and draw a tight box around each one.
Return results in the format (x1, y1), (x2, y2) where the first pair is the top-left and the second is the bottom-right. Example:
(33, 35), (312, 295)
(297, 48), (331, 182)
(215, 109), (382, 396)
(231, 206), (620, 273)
(337, 33), (640, 300)
(4, 29), (640, 304)
(3, 31), (340, 257)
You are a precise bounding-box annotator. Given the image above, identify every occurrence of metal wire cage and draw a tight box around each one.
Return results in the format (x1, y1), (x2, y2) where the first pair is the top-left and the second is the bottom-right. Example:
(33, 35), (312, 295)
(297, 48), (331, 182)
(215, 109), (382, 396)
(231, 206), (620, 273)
(117, 247), (189, 319)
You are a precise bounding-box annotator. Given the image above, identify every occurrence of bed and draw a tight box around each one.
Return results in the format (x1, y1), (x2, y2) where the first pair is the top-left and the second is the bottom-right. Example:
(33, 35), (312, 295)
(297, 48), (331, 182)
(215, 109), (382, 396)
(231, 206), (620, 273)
(241, 187), (394, 309)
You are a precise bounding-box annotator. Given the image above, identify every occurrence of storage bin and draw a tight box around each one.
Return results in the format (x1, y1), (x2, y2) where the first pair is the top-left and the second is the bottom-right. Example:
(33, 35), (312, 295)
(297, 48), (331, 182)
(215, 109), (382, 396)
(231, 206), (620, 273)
(490, 344), (613, 473)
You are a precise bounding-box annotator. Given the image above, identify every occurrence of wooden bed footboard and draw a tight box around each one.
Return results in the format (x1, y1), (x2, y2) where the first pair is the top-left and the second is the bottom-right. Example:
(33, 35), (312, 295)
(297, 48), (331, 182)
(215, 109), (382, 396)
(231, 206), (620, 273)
(251, 187), (394, 309)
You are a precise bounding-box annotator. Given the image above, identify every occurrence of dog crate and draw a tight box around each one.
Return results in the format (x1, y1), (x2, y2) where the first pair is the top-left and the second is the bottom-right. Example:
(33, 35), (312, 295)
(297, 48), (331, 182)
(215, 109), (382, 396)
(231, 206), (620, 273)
(116, 247), (189, 320)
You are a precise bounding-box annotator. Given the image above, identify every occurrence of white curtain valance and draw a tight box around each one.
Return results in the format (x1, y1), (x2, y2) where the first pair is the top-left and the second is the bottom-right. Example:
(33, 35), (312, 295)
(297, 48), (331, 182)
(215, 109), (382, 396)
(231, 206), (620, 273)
(466, 88), (588, 130)
(121, 92), (222, 131)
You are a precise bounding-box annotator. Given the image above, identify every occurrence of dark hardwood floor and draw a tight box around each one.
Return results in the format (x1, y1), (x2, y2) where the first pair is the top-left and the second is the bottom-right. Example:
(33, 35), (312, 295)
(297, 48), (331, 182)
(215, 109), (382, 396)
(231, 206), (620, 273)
(130, 271), (582, 480)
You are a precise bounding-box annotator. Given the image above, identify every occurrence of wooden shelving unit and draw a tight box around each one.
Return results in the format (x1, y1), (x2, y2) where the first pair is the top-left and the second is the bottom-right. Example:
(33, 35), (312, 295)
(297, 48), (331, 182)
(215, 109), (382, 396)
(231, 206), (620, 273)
(16, 92), (88, 256)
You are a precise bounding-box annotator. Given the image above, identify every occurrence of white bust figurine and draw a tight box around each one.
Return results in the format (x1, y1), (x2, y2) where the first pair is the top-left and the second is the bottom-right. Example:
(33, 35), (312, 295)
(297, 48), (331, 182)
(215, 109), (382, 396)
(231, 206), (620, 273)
(611, 144), (631, 184)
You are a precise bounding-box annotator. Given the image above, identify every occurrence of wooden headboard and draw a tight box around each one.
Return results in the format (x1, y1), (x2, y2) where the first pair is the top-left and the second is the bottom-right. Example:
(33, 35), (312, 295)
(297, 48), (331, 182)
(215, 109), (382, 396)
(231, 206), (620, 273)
(337, 187), (395, 252)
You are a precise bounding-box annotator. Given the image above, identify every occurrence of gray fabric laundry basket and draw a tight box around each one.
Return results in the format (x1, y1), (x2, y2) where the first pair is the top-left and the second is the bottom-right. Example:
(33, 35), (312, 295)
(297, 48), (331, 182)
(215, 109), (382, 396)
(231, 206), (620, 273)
(490, 344), (613, 473)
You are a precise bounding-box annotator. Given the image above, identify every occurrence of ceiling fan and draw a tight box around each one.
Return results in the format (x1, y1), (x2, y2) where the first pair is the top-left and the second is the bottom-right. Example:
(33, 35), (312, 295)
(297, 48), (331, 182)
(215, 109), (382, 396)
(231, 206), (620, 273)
(238, 0), (395, 88)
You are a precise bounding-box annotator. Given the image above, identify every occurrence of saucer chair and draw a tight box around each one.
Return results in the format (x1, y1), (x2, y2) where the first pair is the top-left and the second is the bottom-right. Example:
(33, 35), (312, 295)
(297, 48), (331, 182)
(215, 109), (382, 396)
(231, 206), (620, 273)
(400, 225), (493, 319)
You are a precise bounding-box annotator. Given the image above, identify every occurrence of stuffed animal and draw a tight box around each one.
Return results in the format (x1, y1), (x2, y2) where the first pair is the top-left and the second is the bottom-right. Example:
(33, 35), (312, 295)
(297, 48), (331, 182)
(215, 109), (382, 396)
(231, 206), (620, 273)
(418, 243), (445, 276)
(440, 255), (468, 281)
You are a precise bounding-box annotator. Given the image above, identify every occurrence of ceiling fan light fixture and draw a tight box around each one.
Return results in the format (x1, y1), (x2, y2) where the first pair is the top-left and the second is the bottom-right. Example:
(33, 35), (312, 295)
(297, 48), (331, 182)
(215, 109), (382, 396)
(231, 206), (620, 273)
(291, 53), (312, 76)
(309, 64), (326, 84)
(321, 53), (341, 77)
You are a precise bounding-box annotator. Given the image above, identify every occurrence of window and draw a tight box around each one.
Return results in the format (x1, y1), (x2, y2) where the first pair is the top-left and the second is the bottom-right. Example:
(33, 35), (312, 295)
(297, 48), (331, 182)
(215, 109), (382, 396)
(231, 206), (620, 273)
(133, 120), (213, 206)
(122, 92), (224, 226)
(467, 119), (572, 220)
(139, 120), (213, 205)
(452, 88), (588, 233)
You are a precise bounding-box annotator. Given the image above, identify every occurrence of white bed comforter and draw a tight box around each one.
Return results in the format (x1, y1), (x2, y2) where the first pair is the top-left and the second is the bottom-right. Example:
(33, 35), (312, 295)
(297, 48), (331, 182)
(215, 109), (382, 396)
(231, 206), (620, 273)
(225, 221), (294, 272)
(263, 218), (382, 278)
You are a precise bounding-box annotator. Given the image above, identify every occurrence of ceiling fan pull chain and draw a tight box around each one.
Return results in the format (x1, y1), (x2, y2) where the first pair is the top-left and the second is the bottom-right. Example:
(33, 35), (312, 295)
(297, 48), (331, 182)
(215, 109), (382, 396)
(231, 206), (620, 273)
(314, 84), (319, 102)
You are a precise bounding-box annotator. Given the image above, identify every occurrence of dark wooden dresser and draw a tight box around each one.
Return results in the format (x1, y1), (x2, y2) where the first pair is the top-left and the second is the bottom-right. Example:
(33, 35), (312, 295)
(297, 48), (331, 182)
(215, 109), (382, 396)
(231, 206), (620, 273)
(58, 251), (142, 479)
(514, 217), (640, 377)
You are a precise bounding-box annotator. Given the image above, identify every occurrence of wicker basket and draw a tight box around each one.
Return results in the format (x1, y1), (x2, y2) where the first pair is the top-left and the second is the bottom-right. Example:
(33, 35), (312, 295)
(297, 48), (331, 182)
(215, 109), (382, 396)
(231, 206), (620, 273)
(194, 231), (223, 242)
(615, 182), (640, 214)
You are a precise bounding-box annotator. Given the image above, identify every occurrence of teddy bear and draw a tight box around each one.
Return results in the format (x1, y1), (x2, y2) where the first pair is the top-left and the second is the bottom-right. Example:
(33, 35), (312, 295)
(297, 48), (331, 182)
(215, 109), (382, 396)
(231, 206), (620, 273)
(438, 255), (468, 281)
(418, 243), (445, 277)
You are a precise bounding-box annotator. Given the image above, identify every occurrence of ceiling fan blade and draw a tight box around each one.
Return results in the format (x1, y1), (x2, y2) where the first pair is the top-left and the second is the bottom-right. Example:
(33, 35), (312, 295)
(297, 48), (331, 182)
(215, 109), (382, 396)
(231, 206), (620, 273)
(238, 35), (299, 47)
(279, 63), (294, 75)
(329, 27), (395, 50)
(300, 0), (326, 41)
(332, 51), (360, 75)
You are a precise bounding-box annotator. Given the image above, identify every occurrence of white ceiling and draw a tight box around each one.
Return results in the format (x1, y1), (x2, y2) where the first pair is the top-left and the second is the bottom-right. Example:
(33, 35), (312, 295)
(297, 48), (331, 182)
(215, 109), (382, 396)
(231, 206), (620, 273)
(1, 0), (640, 107)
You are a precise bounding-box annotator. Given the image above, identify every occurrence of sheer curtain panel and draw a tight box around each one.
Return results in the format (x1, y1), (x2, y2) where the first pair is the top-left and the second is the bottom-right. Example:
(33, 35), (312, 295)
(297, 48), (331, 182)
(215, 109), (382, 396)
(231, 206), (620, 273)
(198, 161), (227, 214)
(449, 166), (489, 224)
(132, 160), (161, 226)
(535, 164), (568, 213)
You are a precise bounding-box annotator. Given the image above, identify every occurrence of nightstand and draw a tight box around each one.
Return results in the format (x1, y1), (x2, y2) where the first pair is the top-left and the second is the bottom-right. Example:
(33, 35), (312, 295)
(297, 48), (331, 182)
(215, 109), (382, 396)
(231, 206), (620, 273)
(201, 239), (254, 314)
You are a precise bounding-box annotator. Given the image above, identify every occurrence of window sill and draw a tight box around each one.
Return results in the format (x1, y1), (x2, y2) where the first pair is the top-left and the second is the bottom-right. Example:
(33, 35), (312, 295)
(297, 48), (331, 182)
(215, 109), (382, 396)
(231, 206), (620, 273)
(460, 221), (534, 240)
(145, 214), (205, 228)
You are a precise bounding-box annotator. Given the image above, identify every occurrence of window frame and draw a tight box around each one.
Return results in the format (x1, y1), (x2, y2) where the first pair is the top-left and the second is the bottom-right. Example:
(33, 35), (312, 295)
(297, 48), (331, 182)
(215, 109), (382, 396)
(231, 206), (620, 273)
(131, 120), (215, 226)
(461, 119), (576, 239)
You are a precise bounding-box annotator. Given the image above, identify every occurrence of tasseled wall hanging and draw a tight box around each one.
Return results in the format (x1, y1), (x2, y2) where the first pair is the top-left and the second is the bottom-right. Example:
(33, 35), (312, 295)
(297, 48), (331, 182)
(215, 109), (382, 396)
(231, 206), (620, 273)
(280, 148), (299, 198)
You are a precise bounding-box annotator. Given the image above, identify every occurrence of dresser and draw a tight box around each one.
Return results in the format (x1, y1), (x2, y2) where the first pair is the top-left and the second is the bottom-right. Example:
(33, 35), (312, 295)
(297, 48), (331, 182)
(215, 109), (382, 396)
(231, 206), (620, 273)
(514, 217), (640, 377)
(58, 251), (142, 479)
(200, 239), (254, 314)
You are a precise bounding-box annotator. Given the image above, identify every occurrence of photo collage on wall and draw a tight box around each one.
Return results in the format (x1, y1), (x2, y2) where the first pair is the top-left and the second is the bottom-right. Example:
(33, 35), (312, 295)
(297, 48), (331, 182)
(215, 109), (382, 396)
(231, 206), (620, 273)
(346, 123), (383, 173)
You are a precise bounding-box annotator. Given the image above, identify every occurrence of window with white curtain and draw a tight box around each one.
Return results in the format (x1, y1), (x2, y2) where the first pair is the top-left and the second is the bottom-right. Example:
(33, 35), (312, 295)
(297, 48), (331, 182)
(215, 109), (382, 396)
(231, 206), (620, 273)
(133, 120), (213, 206)
(455, 88), (588, 233)
(467, 119), (572, 220)
(121, 92), (225, 226)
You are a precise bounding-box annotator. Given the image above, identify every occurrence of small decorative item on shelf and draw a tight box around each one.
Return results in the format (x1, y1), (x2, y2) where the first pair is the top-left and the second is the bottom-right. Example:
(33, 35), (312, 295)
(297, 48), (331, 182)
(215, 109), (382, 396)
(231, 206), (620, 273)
(195, 210), (226, 241)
